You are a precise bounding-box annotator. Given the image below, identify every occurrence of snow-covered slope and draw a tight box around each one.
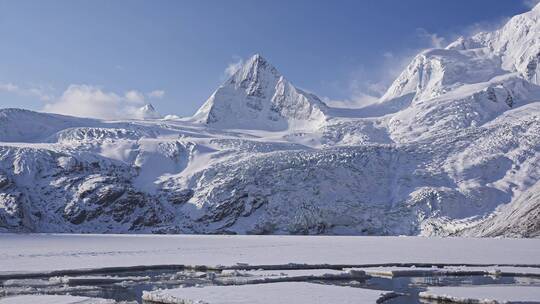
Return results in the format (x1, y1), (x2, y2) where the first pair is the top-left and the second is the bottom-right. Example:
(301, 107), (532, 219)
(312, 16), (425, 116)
(0, 109), (97, 143)
(379, 4), (540, 114)
(459, 179), (540, 238)
(1, 6), (540, 236)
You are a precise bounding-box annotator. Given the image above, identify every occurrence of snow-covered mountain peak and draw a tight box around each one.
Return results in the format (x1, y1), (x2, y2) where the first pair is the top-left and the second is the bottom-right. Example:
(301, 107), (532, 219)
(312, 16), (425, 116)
(227, 54), (281, 90)
(479, 4), (540, 83)
(137, 103), (161, 119)
(380, 44), (504, 105)
(380, 4), (540, 105)
(192, 54), (328, 131)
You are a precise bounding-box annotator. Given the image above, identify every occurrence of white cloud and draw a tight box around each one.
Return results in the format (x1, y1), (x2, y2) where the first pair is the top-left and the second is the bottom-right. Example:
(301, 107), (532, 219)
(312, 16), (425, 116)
(416, 28), (447, 49)
(224, 57), (244, 78)
(2, 80), (166, 119)
(43, 85), (156, 120)
(148, 90), (165, 99)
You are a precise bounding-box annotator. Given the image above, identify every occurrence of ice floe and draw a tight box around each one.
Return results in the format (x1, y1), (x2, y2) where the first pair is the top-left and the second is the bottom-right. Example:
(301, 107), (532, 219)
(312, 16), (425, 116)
(419, 285), (540, 303)
(142, 282), (392, 304)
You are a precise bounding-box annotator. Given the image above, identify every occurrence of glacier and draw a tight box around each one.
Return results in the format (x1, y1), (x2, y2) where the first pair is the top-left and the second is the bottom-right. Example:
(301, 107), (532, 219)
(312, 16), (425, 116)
(1, 5), (540, 237)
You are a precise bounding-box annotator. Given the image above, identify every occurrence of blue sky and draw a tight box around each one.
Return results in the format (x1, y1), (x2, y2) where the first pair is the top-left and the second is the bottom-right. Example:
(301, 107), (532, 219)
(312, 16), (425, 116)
(0, 0), (536, 118)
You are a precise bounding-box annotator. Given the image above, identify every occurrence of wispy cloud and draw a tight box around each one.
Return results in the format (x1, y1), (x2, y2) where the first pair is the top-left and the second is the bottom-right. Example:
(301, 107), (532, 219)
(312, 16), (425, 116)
(0, 83), (19, 93)
(148, 90), (165, 99)
(0, 82), (54, 101)
(43, 85), (160, 120)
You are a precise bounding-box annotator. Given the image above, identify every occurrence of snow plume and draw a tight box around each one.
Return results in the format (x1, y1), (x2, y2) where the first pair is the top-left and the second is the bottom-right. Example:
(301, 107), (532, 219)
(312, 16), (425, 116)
(43, 85), (161, 120)
(328, 23), (495, 109)
(224, 57), (244, 77)
(523, 0), (540, 9)
(416, 28), (447, 49)
(325, 51), (415, 109)
(323, 94), (379, 109)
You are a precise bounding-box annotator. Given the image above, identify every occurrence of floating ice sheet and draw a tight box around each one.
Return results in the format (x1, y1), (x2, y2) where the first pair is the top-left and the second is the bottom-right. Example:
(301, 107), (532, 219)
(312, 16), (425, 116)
(419, 285), (540, 303)
(0, 294), (117, 304)
(348, 265), (540, 278)
(142, 282), (390, 304)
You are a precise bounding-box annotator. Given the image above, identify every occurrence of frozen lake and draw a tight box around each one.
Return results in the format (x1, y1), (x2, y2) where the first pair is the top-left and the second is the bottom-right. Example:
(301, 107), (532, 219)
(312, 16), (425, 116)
(0, 234), (539, 303)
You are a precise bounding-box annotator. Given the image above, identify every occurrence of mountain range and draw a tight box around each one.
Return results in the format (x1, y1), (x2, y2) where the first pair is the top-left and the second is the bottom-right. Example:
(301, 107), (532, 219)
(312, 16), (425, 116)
(1, 5), (539, 237)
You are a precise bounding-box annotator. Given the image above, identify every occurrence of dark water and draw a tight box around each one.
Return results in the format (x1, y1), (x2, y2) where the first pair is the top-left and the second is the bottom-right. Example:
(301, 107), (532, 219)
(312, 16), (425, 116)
(1, 268), (539, 303)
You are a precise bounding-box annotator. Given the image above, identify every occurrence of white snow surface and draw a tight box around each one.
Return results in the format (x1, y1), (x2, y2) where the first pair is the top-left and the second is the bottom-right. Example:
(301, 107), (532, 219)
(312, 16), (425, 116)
(0, 234), (538, 274)
(420, 286), (540, 303)
(142, 282), (388, 304)
(2, 5), (540, 236)
(0, 295), (116, 304)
